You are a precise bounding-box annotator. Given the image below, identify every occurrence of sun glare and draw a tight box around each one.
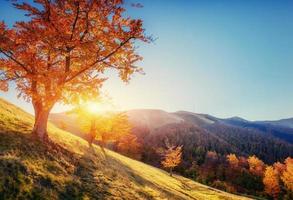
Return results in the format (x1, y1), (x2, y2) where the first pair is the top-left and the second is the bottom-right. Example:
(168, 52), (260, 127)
(87, 102), (101, 113)
(86, 101), (114, 114)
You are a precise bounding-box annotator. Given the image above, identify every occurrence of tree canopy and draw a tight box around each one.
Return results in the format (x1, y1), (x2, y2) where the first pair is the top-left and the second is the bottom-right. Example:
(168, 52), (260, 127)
(0, 0), (149, 141)
(161, 145), (183, 176)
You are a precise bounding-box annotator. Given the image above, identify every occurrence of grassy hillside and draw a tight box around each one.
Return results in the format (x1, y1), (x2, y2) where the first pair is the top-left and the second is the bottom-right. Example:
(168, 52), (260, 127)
(0, 98), (250, 200)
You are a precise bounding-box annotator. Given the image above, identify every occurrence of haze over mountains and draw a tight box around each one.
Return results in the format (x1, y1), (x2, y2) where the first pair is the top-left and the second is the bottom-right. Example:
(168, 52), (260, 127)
(51, 108), (293, 142)
(50, 109), (293, 165)
(125, 109), (293, 137)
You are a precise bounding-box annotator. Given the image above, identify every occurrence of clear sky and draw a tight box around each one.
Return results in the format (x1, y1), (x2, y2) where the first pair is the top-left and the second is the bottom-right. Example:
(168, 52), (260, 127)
(0, 0), (293, 120)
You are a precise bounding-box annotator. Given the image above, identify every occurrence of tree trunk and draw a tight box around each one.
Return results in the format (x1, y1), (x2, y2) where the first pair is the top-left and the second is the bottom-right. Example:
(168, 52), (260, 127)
(32, 107), (50, 142)
(87, 118), (97, 147)
(99, 139), (106, 155)
(99, 134), (107, 155)
(87, 133), (96, 147)
(169, 168), (173, 177)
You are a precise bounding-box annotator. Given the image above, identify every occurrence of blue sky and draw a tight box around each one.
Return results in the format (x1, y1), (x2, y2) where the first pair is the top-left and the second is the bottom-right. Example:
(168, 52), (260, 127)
(0, 0), (293, 120)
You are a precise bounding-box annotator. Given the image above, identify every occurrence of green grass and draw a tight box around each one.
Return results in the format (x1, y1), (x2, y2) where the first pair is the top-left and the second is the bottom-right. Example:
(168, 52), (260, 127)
(0, 98), (251, 200)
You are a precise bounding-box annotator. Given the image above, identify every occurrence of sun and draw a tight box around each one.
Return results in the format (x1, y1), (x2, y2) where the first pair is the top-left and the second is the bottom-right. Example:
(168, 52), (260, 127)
(86, 101), (114, 114)
(87, 102), (100, 113)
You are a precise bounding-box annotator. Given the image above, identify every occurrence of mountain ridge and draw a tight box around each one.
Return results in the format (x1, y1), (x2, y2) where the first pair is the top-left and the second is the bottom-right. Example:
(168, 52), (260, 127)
(50, 108), (293, 144)
(50, 108), (293, 128)
(50, 108), (293, 164)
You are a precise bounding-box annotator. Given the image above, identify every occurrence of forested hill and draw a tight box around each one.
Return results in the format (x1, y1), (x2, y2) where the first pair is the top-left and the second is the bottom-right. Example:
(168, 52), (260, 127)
(51, 109), (293, 164)
(126, 109), (293, 164)
(0, 98), (250, 200)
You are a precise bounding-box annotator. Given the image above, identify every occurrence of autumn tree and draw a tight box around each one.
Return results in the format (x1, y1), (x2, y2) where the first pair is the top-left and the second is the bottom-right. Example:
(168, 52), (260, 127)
(227, 154), (239, 169)
(247, 155), (266, 176)
(100, 112), (131, 148)
(205, 151), (219, 164)
(161, 145), (183, 176)
(203, 151), (220, 171)
(282, 157), (293, 191)
(116, 134), (141, 159)
(200, 151), (221, 182)
(263, 166), (281, 199)
(273, 161), (286, 176)
(0, 0), (149, 141)
(72, 105), (131, 151)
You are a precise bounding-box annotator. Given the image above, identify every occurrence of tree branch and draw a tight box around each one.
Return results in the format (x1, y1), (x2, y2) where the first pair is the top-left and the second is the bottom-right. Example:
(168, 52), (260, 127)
(79, 1), (94, 42)
(65, 52), (70, 73)
(65, 36), (134, 83)
(80, 11), (89, 42)
(70, 2), (80, 41)
(0, 49), (30, 73)
(0, 71), (26, 81)
(47, 50), (51, 70)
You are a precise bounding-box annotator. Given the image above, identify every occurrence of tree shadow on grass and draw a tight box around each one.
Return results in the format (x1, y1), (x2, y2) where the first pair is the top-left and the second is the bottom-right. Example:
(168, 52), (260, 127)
(61, 146), (193, 200)
(0, 131), (193, 200)
(0, 131), (78, 199)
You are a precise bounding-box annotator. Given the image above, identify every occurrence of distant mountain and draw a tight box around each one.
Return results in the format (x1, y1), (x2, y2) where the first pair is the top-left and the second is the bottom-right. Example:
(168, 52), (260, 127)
(174, 111), (216, 126)
(219, 116), (293, 143)
(126, 109), (184, 130)
(258, 118), (293, 129)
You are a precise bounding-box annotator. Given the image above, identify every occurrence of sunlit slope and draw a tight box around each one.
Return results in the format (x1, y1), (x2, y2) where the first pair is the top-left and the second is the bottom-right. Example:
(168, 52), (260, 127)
(0, 98), (250, 200)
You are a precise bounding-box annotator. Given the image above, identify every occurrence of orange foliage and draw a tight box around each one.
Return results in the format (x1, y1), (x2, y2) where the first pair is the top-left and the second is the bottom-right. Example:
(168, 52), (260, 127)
(247, 155), (265, 176)
(263, 166), (280, 199)
(72, 104), (131, 148)
(161, 145), (183, 176)
(101, 112), (132, 142)
(227, 154), (239, 169)
(281, 157), (293, 191)
(273, 161), (286, 175)
(117, 134), (141, 159)
(0, 0), (149, 140)
(238, 156), (249, 168)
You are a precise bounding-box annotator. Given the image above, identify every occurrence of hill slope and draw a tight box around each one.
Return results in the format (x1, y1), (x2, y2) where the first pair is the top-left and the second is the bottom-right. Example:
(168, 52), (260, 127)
(0, 98), (250, 200)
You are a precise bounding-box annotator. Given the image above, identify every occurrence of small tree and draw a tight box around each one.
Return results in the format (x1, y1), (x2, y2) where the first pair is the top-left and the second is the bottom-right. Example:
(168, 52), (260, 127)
(73, 105), (131, 151)
(0, 0), (149, 142)
(273, 161), (286, 175)
(281, 157), (293, 191)
(117, 134), (141, 159)
(227, 154), (239, 169)
(247, 155), (265, 176)
(263, 166), (281, 200)
(99, 112), (131, 150)
(161, 145), (183, 176)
